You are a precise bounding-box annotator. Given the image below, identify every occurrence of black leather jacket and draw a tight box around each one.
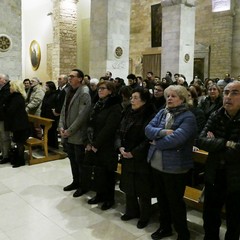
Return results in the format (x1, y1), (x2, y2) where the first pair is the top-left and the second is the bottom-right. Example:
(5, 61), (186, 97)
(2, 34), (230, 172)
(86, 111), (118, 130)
(197, 107), (240, 192)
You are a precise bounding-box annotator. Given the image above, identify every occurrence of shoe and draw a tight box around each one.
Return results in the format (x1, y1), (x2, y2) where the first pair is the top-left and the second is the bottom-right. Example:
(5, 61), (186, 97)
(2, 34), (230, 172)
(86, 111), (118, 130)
(73, 188), (87, 198)
(101, 201), (115, 210)
(88, 196), (104, 205)
(137, 220), (149, 229)
(0, 158), (10, 164)
(63, 183), (79, 191)
(121, 214), (139, 221)
(12, 163), (25, 168)
(151, 228), (173, 240)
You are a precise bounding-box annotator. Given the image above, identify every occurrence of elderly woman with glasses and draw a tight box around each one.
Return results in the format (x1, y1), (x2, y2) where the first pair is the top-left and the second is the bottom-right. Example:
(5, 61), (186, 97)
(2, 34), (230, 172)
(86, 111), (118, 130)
(145, 85), (197, 240)
(84, 81), (122, 210)
(115, 87), (156, 229)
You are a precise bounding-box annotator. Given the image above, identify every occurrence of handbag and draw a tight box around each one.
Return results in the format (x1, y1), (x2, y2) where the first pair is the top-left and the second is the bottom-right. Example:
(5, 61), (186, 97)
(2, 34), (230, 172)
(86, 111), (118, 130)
(81, 151), (107, 192)
(150, 149), (163, 171)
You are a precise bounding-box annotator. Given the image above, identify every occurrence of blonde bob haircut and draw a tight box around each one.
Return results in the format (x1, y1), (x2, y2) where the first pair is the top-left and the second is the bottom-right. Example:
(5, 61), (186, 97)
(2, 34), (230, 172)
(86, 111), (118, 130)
(164, 85), (189, 103)
(10, 80), (27, 99)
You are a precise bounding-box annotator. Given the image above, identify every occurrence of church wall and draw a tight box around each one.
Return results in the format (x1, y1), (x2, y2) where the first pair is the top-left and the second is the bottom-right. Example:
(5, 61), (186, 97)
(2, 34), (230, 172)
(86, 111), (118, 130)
(130, 0), (240, 80)
(0, 0), (21, 80)
(22, 0), (53, 82)
(129, 0), (161, 78)
(232, 3), (240, 77)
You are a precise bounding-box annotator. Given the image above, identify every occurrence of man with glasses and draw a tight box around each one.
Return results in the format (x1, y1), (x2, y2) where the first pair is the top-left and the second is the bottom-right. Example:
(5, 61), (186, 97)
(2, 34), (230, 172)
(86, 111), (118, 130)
(151, 83), (167, 111)
(25, 77), (45, 116)
(59, 69), (91, 198)
(198, 81), (240, 240)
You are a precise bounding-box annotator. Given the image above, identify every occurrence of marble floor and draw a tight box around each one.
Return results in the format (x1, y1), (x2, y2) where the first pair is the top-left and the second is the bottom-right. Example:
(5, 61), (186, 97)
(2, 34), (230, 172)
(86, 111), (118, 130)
(0, 158), (227, 240)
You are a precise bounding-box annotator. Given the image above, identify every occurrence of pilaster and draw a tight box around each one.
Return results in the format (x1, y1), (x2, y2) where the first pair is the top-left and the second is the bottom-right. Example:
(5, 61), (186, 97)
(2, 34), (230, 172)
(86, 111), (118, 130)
(52, 0), (78, 80)
(89, 0), (131, 79)
(161, 0), (196, 82)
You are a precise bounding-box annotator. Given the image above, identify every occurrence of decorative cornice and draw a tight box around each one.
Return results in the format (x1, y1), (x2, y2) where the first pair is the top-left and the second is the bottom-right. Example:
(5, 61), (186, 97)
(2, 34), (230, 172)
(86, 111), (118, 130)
(161, 0), (196, 7)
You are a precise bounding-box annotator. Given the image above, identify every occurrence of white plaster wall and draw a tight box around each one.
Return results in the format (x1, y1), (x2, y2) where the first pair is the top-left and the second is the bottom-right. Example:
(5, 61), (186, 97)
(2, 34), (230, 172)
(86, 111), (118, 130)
(22, 0), (53, 81)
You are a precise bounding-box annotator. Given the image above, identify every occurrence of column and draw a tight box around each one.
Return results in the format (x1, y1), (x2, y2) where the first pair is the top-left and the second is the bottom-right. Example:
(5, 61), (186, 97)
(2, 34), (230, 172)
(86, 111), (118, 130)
(89, 0), (131, 79)
(161, 0), (196, 83)
(210, 0), (233, 78)
(52, 0), (78, 80)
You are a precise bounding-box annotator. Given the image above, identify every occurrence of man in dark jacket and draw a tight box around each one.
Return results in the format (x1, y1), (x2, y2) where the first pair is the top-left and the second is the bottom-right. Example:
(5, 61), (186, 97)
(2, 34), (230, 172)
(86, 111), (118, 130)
(198, 81), (240, 240)
(0, 73), (11, 164)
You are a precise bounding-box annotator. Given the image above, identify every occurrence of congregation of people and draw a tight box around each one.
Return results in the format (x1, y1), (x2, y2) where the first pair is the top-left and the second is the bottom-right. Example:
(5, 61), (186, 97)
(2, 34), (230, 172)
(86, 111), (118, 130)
(0, 69), (240, 240)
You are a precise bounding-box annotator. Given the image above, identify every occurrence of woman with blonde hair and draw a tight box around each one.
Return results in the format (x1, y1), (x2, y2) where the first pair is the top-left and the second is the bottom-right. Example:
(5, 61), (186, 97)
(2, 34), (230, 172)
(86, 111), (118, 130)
(145, 85), (197, 240)
(3, 80), (30, 167)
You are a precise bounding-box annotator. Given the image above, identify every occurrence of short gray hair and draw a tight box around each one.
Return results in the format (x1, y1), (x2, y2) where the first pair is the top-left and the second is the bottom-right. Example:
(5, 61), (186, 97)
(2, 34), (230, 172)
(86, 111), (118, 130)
(164, 85), (189, 103)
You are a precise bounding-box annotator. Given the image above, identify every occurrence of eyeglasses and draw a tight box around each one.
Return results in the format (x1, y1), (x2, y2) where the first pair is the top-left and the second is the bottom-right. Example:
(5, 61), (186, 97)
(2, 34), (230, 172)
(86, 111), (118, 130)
(224, 90), (240, 97)
(98, 87), (108, 91)
(68, 75), (77, 78)
(154, 88), (163, 92)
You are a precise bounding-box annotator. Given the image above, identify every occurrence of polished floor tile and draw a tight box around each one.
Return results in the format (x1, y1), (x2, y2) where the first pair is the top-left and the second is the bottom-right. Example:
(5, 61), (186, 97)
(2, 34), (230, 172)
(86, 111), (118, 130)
(0, 158), (227, 240)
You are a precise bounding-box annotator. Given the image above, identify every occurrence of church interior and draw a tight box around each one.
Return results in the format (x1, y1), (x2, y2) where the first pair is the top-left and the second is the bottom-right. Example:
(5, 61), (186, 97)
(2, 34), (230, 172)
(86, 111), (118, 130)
(0, 0), (237, 239)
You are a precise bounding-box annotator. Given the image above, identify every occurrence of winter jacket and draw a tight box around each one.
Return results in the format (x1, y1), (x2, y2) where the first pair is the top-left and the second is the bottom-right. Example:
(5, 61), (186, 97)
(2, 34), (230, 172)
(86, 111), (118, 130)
(88, 95), (122, 171)
(145, 109), (197, 172)
(25, 84), (45, 116)
(0, 81), (10, 121)
(115, 103), (156, 196)
(197, 107), (240, 192)
(59, 85), (91, 145)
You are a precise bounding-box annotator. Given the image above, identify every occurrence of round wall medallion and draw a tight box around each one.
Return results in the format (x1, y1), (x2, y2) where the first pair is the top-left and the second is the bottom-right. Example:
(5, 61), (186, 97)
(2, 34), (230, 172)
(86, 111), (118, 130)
(184, 53), (190, 63)
(0, 34), (11, 52)
(114, 46), (123, 58)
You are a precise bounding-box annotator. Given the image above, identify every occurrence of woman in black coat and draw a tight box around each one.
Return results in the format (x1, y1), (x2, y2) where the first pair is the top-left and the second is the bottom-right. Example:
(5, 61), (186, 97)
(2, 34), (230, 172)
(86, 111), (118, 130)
(115, 88), (156, 229)
(198, 83), (222, 120)
(85, 80), (122, 210)
(4, 80), (30, 167)
(41, 81), (59, 148)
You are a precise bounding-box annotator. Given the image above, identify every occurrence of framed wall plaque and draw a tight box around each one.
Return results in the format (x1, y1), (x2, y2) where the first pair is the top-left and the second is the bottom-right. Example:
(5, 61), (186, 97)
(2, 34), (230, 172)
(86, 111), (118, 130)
(0, 34), (11, 52)
(29, 40), (41, 71)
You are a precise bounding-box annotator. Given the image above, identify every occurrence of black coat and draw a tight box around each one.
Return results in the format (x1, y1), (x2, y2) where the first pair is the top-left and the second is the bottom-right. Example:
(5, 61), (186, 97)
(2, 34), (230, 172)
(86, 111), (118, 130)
(41, 90), (58, 121)
(115, 103), (156, 197)
(197, 107), (240, 193)
(199, 95), (223, 120)
(3, 92), (30, 142)
(87, 95), (122, 171)
(0, 81), (10, 120)
(55, 84), (70, 114)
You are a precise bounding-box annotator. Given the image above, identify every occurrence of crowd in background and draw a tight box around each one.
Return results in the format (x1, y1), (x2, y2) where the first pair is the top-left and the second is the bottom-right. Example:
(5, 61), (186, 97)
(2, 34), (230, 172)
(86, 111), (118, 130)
(0, 70), (240, 240)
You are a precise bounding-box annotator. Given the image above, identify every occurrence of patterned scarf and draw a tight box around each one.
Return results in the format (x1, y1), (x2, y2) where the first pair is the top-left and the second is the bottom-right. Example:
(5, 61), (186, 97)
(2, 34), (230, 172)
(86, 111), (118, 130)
(164, 103), (188, 129)
(89, 97), (109, 123)
(120, 105), (146, 139)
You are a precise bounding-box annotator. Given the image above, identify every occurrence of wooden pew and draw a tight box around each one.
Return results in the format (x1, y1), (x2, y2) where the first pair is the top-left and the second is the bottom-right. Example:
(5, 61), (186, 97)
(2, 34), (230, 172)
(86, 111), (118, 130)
(192, 149), (208, 164)
(182, 150), (208, 209)
(117, 150), (205, 208)
(25, 114), (67, 165)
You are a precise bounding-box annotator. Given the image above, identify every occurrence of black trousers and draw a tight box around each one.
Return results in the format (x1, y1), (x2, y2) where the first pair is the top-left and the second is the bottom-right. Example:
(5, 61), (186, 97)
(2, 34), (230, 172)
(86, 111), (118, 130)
(66, 143), (85, 187)
(125, 194), (151, 221)
(95, 170), (116, 202)
(153, 169), (190, 240)
(203, 169), (240, 240)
